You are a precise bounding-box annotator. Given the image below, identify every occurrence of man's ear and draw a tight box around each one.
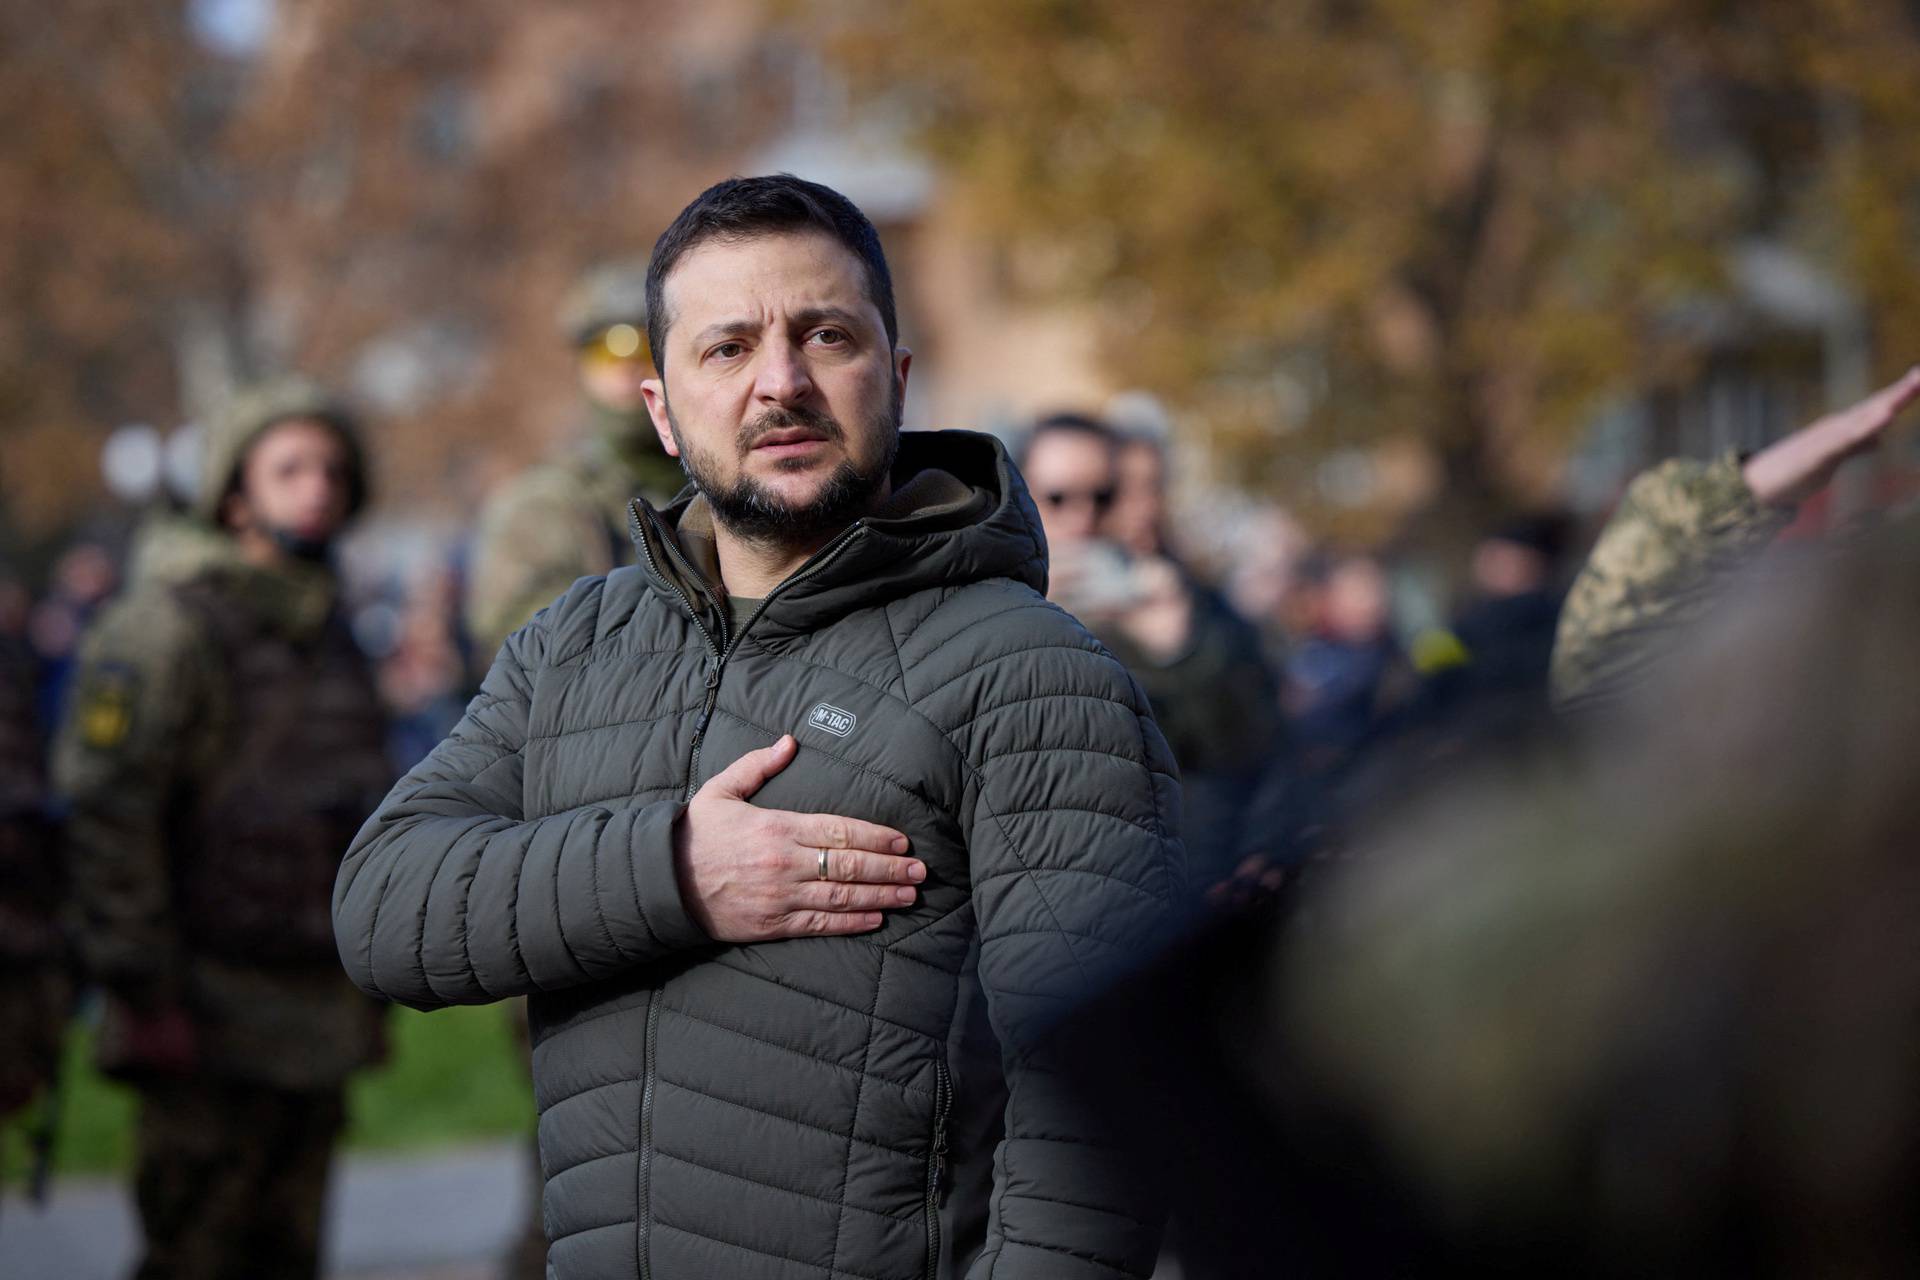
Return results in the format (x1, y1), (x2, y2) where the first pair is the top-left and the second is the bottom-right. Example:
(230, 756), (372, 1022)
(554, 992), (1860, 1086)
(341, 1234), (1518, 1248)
(893, 346), (912, 404)
(640, 377), (681, 458)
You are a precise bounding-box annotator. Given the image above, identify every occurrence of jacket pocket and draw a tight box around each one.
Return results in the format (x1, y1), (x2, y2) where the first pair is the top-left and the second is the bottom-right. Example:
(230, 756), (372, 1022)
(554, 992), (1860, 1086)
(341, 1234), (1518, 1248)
(924, 1056), (952, 1279)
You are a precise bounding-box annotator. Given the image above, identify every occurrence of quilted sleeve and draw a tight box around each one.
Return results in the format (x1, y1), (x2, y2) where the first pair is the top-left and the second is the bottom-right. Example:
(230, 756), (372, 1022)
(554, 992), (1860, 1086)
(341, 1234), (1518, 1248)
(333, 592), (707, 1010)
(947, 620), (1185, 1279)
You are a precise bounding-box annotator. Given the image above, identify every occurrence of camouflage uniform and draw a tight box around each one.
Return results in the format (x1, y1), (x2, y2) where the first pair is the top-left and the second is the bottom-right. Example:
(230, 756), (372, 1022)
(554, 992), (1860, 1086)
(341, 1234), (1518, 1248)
(1550, 451), (1791, 712)
(465, 263), (686, 661)
(52, 380), (390, 1280)
(0, 632), (66, 1123)
(465, 416), (685, 660)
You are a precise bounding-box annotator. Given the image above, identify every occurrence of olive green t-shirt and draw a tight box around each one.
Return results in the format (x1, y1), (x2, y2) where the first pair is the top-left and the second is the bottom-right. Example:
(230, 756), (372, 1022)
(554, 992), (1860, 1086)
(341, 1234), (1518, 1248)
(727, 596), (762, 643)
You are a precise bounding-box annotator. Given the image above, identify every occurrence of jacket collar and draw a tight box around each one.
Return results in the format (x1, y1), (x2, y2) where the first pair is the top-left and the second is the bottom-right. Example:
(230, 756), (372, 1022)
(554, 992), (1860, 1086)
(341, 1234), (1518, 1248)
(627, 429), (1048, 646)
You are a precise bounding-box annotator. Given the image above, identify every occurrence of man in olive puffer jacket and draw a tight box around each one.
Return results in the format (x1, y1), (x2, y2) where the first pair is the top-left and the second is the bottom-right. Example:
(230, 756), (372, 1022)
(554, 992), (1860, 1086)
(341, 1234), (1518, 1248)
(336, 174), (1185, 1279)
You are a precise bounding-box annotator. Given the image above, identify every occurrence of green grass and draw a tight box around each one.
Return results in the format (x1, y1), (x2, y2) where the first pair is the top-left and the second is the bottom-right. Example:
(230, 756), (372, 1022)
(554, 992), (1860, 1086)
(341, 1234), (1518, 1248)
(344, 1001), (536, 1152)
(3, 1002), (534, 1185)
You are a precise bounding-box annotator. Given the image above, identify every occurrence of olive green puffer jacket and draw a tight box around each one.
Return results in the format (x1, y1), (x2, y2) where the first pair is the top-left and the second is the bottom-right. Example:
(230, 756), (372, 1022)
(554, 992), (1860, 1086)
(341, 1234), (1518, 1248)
(335, 430), (1184, 1279)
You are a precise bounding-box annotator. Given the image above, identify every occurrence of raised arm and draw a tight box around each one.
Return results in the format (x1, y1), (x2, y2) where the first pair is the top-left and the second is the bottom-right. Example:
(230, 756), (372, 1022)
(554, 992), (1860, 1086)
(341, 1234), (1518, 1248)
(1552, 367), (1920, 710)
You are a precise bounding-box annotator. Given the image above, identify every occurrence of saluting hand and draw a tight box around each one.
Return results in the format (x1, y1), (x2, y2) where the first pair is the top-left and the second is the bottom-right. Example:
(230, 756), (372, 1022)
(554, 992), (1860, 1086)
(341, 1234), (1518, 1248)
(1744, 366), (1920, 508)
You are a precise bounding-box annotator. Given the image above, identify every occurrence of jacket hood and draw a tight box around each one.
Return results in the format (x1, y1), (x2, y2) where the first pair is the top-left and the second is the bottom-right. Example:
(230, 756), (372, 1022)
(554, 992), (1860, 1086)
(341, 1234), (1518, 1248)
(629, 429), (1048, 643)
(193, 377), (369, 526)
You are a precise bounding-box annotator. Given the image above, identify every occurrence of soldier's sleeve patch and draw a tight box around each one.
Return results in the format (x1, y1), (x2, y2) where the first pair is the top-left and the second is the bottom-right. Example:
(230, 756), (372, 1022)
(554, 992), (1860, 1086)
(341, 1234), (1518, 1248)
(75, 663), (139, 751)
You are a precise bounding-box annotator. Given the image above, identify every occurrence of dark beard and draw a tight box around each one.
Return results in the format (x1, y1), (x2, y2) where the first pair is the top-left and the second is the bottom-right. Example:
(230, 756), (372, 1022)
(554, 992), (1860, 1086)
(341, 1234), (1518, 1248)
(673, 399), (899, 546)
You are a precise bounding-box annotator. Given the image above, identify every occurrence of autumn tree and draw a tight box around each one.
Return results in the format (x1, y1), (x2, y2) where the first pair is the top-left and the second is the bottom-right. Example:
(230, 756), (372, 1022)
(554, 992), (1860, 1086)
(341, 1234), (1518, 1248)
(815, 0), (1920, 530)
(0, 0), (790, 538)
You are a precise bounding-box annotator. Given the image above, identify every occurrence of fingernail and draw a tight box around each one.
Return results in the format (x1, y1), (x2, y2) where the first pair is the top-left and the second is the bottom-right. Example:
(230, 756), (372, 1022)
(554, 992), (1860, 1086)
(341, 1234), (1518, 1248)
(895, 886), (916, 904)
(892, 837), (909, 854)
(907, 860), (926, 882)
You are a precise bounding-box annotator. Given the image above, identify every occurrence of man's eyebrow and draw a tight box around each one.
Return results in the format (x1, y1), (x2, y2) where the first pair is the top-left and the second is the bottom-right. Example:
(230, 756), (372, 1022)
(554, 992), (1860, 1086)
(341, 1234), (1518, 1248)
(789, 305), (866, 332)
(690, 318), (761, 348)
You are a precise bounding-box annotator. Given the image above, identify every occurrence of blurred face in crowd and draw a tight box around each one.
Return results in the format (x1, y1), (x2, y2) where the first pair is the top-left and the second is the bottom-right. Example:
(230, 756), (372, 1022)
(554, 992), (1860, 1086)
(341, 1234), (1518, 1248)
(222, 418), (355, 561)
(642, 230), (909, 546)
(1107, 438), (1167, 557)
(1471, 536), (1550, 600)
(578, 322), (653, 415)
(1323, 557), (1391, 643)
(1023, 429), (1116, 549)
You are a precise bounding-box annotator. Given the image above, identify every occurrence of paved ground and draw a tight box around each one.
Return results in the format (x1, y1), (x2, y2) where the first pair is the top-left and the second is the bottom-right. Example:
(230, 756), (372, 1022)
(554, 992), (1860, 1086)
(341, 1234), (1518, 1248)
(0, 1140), (527, 1279)
(3, 1141), (1186, 1279)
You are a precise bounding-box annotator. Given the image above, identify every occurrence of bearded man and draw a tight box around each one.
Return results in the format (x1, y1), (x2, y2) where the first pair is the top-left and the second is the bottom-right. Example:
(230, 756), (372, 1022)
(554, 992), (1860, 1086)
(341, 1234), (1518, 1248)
(336, 174), (1183, 1279)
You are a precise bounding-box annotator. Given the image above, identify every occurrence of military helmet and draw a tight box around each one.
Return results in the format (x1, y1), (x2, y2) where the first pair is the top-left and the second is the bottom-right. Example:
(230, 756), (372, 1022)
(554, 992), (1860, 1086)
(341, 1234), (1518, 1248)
(193, 376), (369, 525)
(559, 258), (651, 352)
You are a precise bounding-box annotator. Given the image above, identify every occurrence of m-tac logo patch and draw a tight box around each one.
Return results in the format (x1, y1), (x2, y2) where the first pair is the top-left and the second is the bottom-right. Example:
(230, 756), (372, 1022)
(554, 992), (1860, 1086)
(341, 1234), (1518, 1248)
(807, 702), (856, 738)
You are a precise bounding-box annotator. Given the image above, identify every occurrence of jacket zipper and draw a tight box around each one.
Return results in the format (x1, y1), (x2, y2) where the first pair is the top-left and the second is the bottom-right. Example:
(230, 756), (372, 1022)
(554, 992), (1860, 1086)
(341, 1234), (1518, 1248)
(628, 511), (868, 1275)
(629, 502), (725, 801)
(638, 994), (661, 1279)
(925, 1057), (952, 1279)
(674, 521), (868, 798)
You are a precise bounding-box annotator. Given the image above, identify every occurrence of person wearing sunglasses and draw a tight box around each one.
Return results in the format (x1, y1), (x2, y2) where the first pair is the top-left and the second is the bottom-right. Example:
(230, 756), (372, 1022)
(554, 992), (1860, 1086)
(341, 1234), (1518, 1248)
(1018, 413), (1286, 901)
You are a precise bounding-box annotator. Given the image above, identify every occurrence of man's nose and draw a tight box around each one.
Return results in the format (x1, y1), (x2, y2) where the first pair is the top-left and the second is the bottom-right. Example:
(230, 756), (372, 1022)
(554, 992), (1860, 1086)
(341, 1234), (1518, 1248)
(753, 340), (814, 406)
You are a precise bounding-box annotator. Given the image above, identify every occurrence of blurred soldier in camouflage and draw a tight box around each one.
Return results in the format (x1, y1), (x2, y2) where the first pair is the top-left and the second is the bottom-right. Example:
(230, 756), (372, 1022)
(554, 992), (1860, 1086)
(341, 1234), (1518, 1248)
(0, 627), (65, 1164)
(1553, 366), (1920, 711)
(53, 378), (391, 1280)
(465, 259), (687, 661)
(465, 261), (687, 1280)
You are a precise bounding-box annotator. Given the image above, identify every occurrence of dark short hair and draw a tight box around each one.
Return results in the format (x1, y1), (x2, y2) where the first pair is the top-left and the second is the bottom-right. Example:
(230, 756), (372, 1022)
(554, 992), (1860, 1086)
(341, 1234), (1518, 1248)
(645, 174), (897, 376)
(1016, 411), (1122, 468)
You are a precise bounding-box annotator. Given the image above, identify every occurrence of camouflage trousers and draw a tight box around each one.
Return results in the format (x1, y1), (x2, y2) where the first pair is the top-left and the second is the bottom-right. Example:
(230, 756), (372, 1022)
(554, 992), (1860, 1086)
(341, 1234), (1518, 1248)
(132, 1077), (344, 1280)
(0, 962), (69, 1118)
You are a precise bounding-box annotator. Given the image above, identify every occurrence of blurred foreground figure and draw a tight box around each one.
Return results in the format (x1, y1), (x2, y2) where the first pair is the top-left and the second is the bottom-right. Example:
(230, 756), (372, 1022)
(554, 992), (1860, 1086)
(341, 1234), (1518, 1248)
(54, 380), (391, 1280)
(465, 260), (688, 663)
(1277, 523), (1920, 1276)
